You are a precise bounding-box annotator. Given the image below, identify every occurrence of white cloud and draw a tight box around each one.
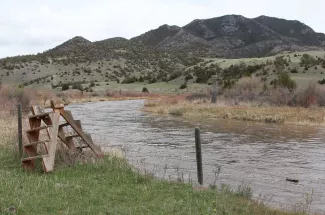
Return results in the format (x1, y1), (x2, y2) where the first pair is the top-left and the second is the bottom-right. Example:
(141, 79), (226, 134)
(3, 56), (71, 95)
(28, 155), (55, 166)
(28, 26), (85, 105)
(0, 0), (324, 57)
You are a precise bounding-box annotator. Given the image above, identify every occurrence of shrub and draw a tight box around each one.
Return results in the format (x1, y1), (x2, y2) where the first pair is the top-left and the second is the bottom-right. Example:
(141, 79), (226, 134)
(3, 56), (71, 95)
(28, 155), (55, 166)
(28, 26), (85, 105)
(0, 86), (32, 112)
(72, 83), (83, 91)
(292, 85), (320, 107)
(61, 83), (70, 91)
(270, 88), (292, 106)
(179, 83), (187, 89)
(225, 77), (263, 101)
(290, 68), (298, 73)
(142, 87), (149, 93)
(89, 82), (95, 87)
(318, 79), (325, 85)
(277, 72), (296, 90)
(274, 56), (288, 68)
(300, 54), (317, 67)
(185, 74), (193, 81)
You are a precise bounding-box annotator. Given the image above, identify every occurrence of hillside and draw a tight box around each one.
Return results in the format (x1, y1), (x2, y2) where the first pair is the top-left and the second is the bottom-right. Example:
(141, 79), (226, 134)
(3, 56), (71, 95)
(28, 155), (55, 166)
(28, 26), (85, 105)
(133, 15), (325, 58)
(0, 15), (325, 92)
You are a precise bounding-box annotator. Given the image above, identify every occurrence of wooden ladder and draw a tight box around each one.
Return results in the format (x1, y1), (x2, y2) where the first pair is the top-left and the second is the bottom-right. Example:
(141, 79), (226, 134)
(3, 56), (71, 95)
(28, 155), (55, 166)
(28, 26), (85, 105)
(21, 101), (103, 173)
(22, 106), (60, 172)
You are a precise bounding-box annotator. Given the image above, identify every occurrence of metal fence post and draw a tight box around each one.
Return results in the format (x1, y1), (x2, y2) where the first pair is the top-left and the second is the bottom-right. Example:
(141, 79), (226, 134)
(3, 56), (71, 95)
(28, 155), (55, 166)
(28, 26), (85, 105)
(195, 128), (203, 185)
(18, 103), (23, 159)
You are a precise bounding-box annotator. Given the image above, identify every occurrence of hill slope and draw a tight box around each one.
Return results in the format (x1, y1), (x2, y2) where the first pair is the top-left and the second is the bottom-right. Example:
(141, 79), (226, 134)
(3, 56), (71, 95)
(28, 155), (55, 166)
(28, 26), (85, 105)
(132, 15), (325, 58)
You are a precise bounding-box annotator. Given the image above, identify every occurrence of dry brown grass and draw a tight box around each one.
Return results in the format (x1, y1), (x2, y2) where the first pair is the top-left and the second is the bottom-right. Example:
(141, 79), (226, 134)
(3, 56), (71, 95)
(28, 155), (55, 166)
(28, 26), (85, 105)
(144, 97), (325, 125)
(0, 111), (17, 147)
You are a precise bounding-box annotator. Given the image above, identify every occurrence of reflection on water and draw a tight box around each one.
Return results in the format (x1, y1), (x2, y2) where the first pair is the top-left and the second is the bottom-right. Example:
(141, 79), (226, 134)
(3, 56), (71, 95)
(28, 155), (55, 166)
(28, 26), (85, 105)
(66, 100), (325, 213)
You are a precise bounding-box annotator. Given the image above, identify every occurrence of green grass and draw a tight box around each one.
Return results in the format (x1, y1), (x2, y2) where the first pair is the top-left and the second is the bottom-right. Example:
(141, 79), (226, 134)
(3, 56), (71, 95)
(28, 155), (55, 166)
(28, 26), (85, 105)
(91, 82), (209, 94)
(0, 145), (302, 215)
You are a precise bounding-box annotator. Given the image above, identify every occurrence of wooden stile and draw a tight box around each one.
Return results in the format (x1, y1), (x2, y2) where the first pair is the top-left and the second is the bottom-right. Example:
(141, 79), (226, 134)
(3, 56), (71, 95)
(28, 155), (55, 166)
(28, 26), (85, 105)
(21, 100), (103, 172)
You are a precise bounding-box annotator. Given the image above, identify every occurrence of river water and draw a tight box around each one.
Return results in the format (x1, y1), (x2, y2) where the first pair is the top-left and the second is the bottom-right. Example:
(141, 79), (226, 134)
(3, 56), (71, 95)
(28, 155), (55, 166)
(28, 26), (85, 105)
(66, 100), (325, 214)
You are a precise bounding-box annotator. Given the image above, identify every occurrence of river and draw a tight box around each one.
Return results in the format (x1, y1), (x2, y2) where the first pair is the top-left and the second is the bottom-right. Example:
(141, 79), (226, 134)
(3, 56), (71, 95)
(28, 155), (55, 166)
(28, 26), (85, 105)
(66, 99), (325, 214)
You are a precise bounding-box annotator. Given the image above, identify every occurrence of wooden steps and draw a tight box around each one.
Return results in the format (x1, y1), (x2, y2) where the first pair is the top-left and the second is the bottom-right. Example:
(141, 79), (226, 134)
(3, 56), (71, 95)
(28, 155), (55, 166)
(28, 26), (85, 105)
(21, 101), (103, 173)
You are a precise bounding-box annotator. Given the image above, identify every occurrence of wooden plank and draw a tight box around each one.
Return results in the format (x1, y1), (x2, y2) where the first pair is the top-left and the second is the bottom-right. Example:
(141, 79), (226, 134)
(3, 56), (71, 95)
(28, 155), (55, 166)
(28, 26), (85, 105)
(65, 134), (79, 139)
(42, 112), (60, 172)
(26, 125), (52, 133)
(31, 105), (45, 115)
(22, 155), (49, 162)
(75, 120), (82, 130)
(61, 110), (77, 151)
(29, 113), (50, 119)
(24, 140), (50, 147)
(50, 100), (65, 109)
(60, 110), (103, 156)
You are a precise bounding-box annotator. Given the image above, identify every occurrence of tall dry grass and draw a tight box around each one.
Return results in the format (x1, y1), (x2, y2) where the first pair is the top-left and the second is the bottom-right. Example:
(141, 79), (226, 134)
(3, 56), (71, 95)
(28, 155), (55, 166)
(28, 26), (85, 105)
(144, 78), (325, 125)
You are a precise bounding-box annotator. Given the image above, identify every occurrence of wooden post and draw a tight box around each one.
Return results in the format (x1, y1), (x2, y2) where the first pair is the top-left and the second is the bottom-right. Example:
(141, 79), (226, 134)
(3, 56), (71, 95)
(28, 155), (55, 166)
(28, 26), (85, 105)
(17, 103), (23, 159)
(195, 128), (203, 185)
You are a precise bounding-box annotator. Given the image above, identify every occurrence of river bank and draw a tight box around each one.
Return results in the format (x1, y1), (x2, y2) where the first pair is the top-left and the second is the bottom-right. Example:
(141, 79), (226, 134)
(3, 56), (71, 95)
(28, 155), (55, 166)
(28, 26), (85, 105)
(0, 105), (303, 215)
(143, 97), (325, 126)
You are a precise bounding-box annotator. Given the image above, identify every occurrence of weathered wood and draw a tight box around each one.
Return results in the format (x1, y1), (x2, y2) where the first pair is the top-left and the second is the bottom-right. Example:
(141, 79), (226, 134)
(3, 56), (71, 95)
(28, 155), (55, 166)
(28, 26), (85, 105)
(50, 100), (65, 109)
(195, 128), (203, 185)
(24, 117), (42, 169)
(62, 110), (77, 151)
(22, 154), (49, 162)
(28, 113), (50, 119)
(24, 140), (50, 147)
(17, 104), (23, 159)
(31, 105), (45, 115)
(65, 134), (80, 139)
(26, 125), (53, 133)
(42, 112), (60, 172)
(75, 120), (82, 129)
(60, 110), (103, 156)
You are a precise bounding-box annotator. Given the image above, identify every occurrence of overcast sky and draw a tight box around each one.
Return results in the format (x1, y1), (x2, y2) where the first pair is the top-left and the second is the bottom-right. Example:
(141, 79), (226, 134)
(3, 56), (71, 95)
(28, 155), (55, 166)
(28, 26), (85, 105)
(0, 0), (324, 58)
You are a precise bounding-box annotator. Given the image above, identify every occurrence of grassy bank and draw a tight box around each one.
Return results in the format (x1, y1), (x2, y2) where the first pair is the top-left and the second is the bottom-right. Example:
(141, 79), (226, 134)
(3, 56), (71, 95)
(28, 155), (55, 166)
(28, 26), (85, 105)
(0, 111), (301, 215)
(144, 97), (325, 126)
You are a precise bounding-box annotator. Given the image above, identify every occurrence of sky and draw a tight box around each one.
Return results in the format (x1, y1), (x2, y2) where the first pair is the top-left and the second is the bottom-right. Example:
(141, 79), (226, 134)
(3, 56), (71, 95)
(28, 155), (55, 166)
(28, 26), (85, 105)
(0, 0), (324, 58)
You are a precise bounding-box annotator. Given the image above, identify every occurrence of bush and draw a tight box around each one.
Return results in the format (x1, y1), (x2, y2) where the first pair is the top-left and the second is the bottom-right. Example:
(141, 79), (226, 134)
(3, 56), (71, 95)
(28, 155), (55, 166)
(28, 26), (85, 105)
(185, 74), (193, 81)
(179, 83), (187, 89)
(318, 79), (325, 85)
(300, 54), (317, 67)
(72, 83), (83, 91)
(277, 72), (296, 90)
(142, 87), (149, 93)
(62, 83), (70, 91)
(292, 85), (322, 107)
(225, 77), (263, 101)
(290, 68), (298, 73)
(0, 86), (32, 112)
(89, 82), (95, 88)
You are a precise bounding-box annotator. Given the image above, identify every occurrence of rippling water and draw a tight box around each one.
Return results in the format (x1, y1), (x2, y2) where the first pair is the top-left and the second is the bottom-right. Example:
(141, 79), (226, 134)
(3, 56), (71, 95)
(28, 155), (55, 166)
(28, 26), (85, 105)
(66, 100), (325, 213)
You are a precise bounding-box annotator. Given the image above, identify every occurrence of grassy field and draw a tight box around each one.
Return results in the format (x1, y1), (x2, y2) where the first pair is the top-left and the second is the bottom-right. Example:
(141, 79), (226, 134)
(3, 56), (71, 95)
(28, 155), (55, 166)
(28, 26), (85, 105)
(0, 110), (302, 215)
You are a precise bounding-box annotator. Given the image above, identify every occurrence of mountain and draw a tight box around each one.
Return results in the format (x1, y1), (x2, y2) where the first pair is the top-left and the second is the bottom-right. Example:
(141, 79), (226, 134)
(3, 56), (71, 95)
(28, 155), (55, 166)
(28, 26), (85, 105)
(1, 14), (325, 90)
(132, 15), (325, 58)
